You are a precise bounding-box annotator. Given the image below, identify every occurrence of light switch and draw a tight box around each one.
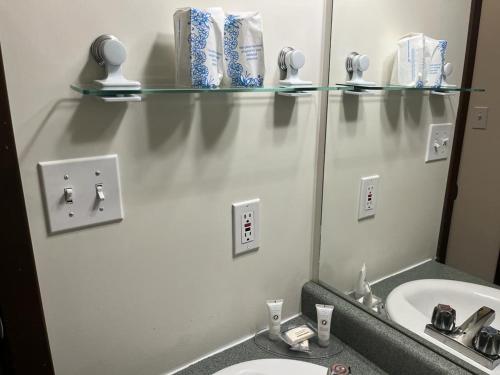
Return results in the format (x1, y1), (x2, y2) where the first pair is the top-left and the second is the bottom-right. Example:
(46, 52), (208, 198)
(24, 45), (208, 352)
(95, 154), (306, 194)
(38, 154), (124, 233)
(425, 123), (453, 162)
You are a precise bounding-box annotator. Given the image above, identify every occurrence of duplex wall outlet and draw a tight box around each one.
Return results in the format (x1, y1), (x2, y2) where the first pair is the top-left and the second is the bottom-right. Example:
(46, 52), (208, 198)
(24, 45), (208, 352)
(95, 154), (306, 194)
(38, 155), (124, 234)
(358, 176), (380, 220)
(425, 123), (453, 162)
(232, 199), (260, 256)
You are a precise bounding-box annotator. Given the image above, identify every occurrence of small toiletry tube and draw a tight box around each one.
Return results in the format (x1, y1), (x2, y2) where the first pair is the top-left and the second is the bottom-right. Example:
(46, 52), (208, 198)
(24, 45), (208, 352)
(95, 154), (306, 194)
(316, 304), (334, 347)
(266, 299), (283, 340)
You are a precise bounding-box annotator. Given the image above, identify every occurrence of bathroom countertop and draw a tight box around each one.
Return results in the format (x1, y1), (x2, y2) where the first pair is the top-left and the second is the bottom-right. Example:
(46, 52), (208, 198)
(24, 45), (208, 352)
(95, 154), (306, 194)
(173, 316), (387, 375)
(371, 259), (498, 300)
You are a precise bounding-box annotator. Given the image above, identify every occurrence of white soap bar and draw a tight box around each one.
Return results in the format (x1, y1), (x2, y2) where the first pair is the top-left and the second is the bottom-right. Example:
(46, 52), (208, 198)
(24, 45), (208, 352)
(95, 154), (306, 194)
(224, 12), (265, 87)
(174, 7), (224, 88)
(283, 325), (315, 346)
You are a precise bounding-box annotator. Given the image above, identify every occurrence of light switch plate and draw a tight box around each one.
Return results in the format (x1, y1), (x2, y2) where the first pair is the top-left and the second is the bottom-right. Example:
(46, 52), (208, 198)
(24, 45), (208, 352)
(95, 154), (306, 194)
(38, 155), (124, 234)
(358, 176), (380, 220)
(425, 123), (453, 162)
(232, 199), (260, 256)
(471, 106), (488, 129)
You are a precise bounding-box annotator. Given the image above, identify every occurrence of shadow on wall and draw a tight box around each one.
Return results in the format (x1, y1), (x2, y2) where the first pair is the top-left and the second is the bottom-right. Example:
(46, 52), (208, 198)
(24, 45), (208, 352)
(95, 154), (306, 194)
(341, 93), (360, 124)
(143, 33), (194, 151)
(199, 93), (236, 149)
(403, 92), (424, 126)
(65, 97), (126, 145)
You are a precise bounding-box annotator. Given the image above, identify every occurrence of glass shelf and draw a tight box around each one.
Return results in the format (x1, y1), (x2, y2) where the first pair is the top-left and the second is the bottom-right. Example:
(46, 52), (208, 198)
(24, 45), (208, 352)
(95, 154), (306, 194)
(70, 83), (349, 96)
(70, 83), (485, 98)
(336, 83), (485, 93)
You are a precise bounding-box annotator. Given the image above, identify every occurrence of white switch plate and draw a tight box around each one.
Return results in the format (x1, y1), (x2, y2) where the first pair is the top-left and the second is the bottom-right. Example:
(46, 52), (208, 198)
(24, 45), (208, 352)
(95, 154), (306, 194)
(425, 123), (453, 162)
(358, 176), (379, 220)
(232, 199), (260, 256)
(471, 106), (488, 129)
(38, 155), (124, 234)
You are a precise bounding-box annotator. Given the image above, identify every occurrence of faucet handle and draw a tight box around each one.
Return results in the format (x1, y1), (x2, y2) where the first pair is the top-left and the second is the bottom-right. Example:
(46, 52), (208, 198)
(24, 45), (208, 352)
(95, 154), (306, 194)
(473, 326), (500, 357)
(432, 304), (456, 332)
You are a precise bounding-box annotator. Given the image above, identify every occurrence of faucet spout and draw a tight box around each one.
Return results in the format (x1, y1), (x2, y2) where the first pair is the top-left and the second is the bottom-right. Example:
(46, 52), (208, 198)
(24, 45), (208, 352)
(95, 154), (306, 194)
(455, 306), (495, 346)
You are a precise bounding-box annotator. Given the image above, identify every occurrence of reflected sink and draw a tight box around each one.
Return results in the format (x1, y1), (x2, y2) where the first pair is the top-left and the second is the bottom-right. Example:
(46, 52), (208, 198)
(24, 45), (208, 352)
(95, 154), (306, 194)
(386, 279), (500, 374)
(212, 359), (327, 375)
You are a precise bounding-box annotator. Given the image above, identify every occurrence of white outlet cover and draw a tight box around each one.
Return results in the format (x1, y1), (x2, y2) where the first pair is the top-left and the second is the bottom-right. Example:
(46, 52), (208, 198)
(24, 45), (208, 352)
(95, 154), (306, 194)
(471, 107), (488, 129)
(358, 176), (380, 220)
(38, 155), (124, 234)
(425, 123), (453, 163)
(232, 199), (260, 256)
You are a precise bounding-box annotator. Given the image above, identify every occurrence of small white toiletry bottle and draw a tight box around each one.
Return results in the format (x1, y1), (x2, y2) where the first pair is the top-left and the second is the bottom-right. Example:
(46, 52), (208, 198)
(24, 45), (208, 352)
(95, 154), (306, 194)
(266, 299), (283, 340)
(316, 304), (334, 347)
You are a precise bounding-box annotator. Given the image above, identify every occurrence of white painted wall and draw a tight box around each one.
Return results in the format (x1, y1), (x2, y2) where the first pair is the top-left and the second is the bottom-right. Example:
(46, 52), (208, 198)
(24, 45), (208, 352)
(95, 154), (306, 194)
(447, 0), (500, 282)
(0, 1), (329, 374)
(319, 0), (471, 292)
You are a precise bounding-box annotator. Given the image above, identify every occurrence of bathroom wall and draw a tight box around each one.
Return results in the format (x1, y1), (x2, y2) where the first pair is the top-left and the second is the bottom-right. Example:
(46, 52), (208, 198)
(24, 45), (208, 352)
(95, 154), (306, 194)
(0, 1), (329, 374)
(319, 0), (472, 292)
(447, 0), (500, 282)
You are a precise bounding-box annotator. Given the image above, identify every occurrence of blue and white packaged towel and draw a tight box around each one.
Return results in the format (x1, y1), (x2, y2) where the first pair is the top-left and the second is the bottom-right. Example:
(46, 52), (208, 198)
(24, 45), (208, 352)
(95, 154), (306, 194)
(174, 7), (224, 88)
(397, 33), (447, 88)
(224, 12), (265, 87)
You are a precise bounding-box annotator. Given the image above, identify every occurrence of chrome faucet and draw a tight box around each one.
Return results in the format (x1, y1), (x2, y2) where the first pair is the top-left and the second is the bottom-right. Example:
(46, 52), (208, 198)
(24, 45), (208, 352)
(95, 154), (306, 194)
(425, 305), (500, 369)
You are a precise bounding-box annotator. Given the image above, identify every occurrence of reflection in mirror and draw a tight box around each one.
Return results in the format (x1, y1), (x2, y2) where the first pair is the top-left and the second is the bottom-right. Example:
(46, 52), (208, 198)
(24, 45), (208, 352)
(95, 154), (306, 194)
(318, 0), (498, 374)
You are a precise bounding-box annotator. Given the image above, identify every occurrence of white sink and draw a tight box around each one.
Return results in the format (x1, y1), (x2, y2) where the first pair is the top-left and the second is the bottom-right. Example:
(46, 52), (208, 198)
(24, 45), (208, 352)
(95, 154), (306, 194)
(212, 359), (327, 375)
(386, 279), (500, 374)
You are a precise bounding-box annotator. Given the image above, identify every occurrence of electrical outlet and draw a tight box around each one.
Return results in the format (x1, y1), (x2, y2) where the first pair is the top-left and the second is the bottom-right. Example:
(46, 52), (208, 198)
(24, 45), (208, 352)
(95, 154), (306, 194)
(425, 123), (453, 162)
(241, 211), (255, 243)
(471, 107), (488, 129)
(358, 176), (380, 220)
(232, 199), (260, 256)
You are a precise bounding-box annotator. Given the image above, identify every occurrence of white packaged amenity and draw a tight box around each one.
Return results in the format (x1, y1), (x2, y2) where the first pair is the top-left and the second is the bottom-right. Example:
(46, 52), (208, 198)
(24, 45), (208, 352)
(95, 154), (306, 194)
(224, 12), (265, 87)
(316, 304), (334, 347)
(425, 36), (448, 88)
(281, 325), (315, 346)
(174, 7), (224, 88)
(266, 299), (283, 340)
(397, 33), (448, 88)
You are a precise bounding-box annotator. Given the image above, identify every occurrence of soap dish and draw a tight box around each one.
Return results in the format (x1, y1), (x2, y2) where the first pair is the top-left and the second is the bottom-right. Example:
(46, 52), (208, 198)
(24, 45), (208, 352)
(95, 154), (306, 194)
(253, 316), (344, 359)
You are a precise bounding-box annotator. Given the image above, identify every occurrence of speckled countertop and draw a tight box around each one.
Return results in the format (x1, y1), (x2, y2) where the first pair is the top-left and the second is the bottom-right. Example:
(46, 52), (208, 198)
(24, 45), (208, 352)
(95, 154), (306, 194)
(174, 316), (386, 375)
(174, 261), (493, 375)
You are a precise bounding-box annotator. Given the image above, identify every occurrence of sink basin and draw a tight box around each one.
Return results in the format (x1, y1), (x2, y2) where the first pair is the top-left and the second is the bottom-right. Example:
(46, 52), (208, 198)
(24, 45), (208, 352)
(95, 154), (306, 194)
(212, 359), (327, 375)
(386, 279), (500, 374)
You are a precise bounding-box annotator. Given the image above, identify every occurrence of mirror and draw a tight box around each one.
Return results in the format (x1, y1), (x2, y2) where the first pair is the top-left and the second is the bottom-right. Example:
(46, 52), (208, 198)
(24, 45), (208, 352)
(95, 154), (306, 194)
(317, 1), (498, 374)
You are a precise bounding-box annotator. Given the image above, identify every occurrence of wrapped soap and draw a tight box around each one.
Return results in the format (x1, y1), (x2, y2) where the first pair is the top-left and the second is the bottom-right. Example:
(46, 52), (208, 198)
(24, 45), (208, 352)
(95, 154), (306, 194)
(425, 37), (447, 88)
(224, 12), (265, 87)
(174, 7), (224, 88)
(280, 325), (315, 346)
(397, 33), (425, 87)
(397, 33), (447, 88)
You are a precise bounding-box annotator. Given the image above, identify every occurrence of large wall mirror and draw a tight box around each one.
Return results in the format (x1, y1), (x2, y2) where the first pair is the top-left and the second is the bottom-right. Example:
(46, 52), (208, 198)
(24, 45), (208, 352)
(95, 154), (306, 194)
(318, 0), (498, 374)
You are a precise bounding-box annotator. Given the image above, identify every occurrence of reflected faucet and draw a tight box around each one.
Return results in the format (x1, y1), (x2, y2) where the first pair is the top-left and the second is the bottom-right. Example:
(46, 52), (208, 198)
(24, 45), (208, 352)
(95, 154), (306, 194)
(425, 305), (500, 369)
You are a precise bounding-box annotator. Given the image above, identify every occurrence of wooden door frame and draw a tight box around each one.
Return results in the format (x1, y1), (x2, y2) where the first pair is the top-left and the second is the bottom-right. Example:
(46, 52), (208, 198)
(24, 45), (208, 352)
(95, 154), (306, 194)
(436, 0), (483, 263)
(0, 44), (54, 374)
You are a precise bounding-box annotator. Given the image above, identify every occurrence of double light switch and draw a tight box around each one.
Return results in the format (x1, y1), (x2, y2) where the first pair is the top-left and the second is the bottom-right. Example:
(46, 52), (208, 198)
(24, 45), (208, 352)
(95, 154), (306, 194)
(38, 154), (123, 233)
